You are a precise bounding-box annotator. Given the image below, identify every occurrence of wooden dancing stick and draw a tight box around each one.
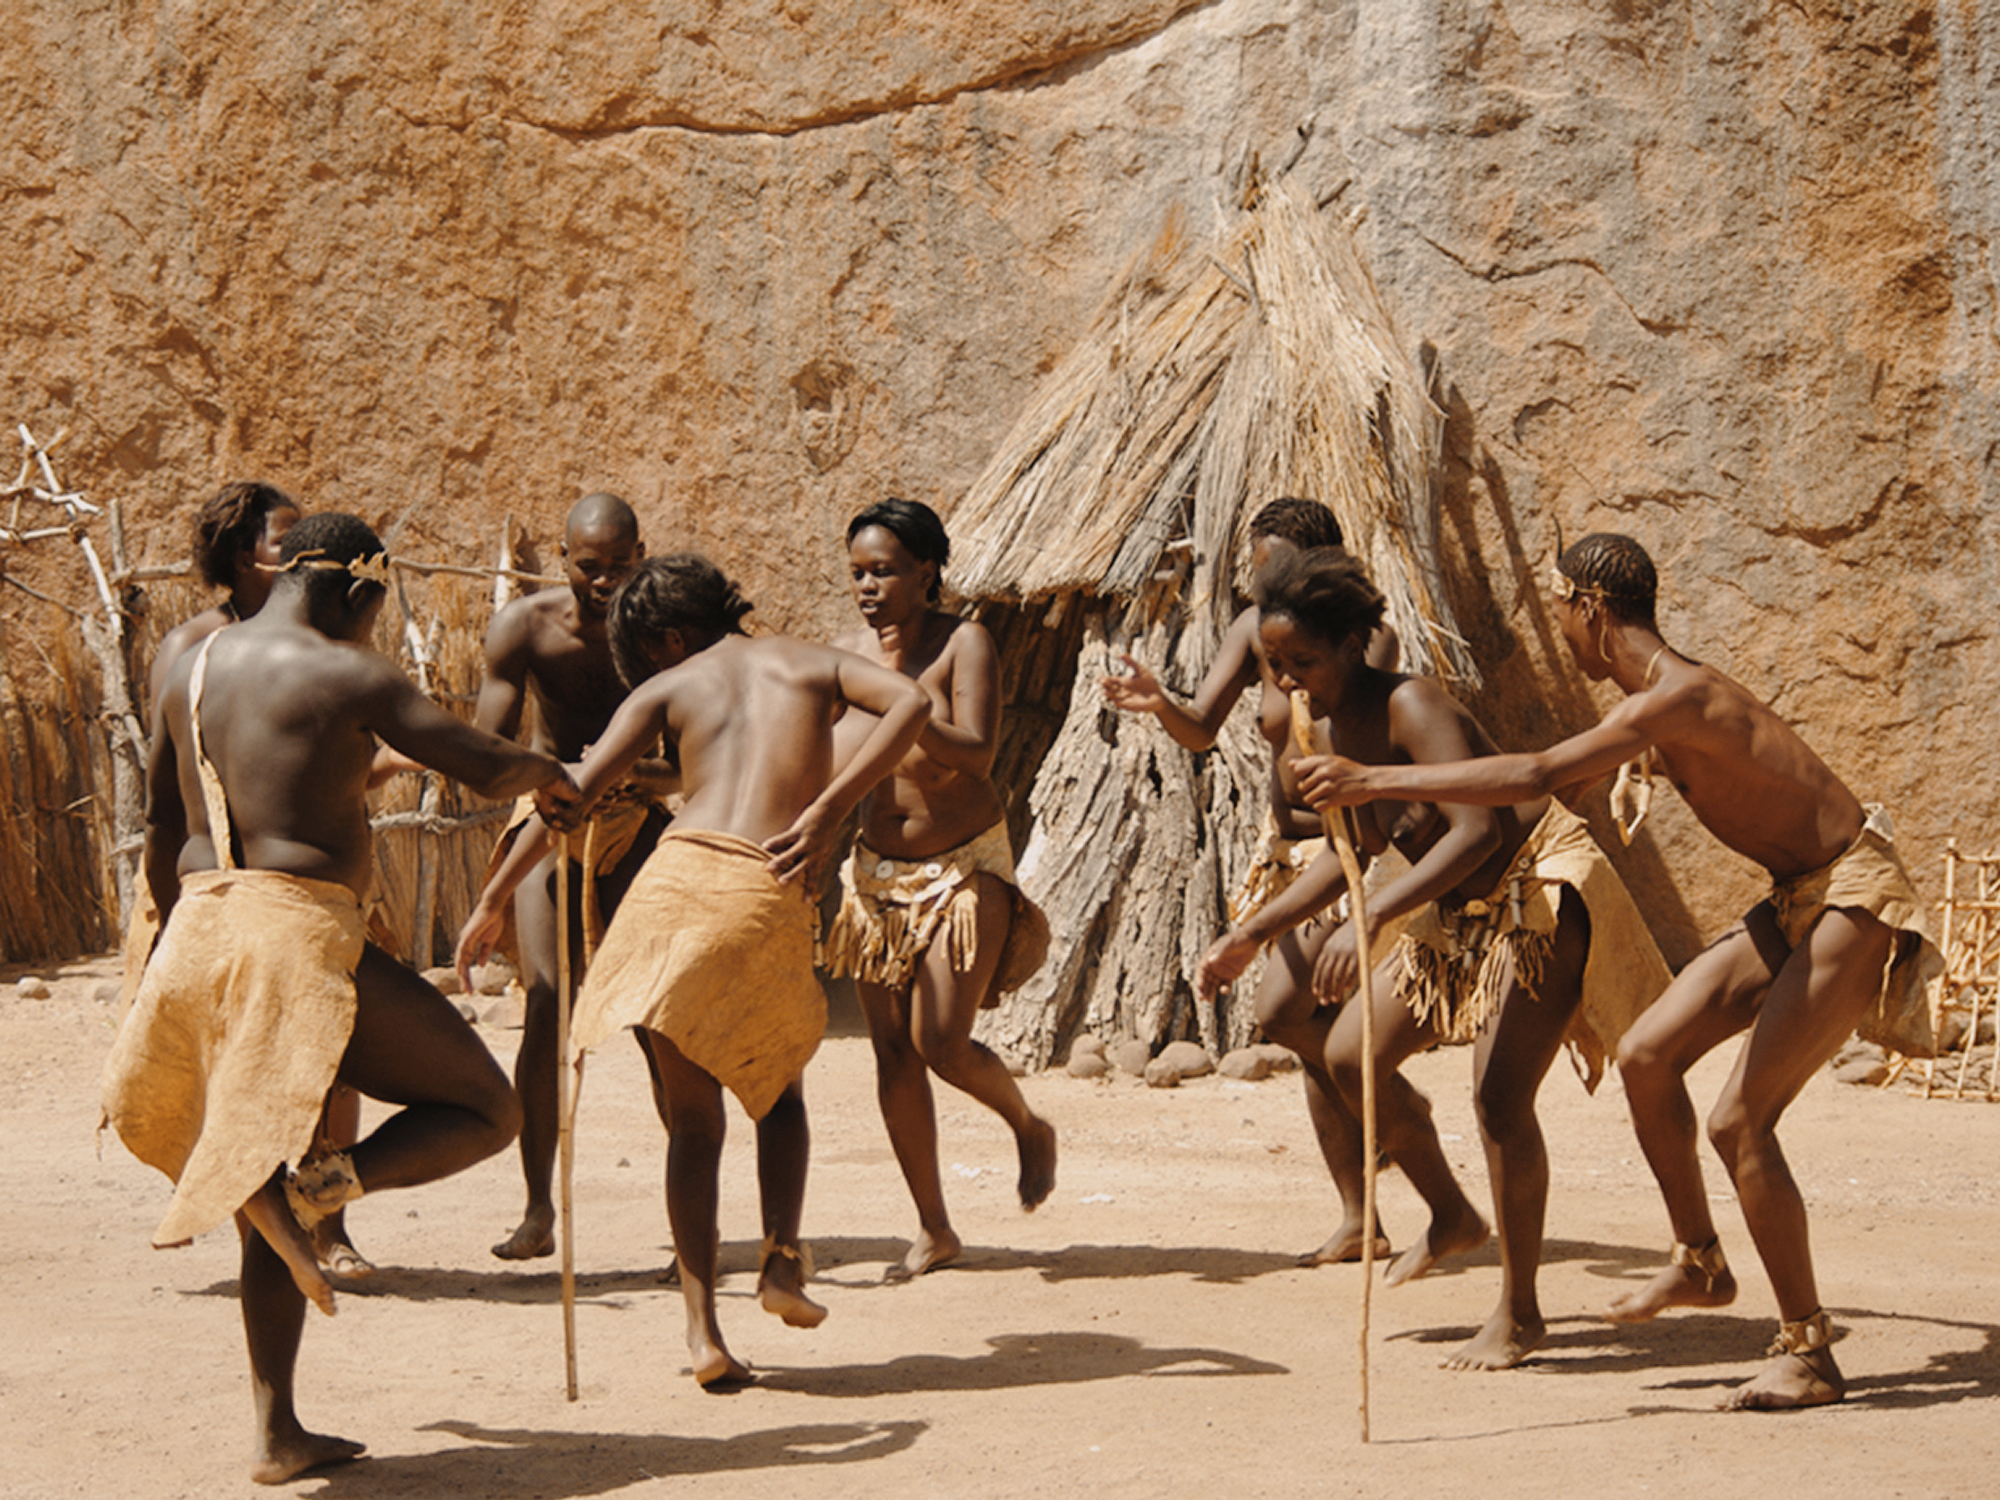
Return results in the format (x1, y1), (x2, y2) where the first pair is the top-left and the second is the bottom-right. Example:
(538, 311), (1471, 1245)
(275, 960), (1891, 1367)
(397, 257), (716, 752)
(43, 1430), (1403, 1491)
(555, 836), (580, 1402)
(1289, 691), (1376, 1443)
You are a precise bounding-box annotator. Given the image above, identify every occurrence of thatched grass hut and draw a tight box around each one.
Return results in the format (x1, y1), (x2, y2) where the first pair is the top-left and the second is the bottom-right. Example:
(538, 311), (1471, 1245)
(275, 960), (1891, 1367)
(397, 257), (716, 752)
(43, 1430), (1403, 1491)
(952, 178), (1467, 1069)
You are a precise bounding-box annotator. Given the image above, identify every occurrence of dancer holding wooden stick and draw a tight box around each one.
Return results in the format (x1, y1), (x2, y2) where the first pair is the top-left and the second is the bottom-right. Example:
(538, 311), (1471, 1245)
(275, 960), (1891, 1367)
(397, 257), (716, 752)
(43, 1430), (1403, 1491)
(1292, 698), (1381, 1437)
(537, 554), (929, 1389)
(1201, 547), (1669, 1371)
(1301, 533), (1940, 1407)
(1107, 497), (1395, 1267)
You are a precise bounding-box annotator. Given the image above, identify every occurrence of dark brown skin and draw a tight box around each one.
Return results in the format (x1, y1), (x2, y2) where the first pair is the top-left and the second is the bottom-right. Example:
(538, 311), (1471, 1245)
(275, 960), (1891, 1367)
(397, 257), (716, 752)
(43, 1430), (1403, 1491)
(1099, 537), (1398, 838)
(147, 504), (299, 711)
(1196, 610), (1598, 1369)
(832, 525), (1057, 1278)
(1300, 581), (1890, 1409)
(542, 626), (930, 1387)
(145, 501), (367, 1275)
(143, 566), (560, 1482)
(466, 508), (657, 1262)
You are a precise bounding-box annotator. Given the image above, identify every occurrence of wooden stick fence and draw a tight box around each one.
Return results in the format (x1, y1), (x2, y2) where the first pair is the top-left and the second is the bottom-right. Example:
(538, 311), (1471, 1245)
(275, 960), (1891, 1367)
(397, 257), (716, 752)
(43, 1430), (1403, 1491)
(0, 420), (552, 967)
(1920, 839), (2000, 1101)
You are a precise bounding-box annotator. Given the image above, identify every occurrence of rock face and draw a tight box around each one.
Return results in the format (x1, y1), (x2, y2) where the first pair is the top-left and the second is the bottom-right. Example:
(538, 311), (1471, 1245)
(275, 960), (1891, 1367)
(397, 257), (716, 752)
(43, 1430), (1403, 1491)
(4, 1), (1995, 968)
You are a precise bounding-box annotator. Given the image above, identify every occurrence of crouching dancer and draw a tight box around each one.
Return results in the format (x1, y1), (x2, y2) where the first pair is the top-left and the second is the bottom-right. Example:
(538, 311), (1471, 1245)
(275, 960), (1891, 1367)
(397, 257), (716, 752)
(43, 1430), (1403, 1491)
(102, 513), (568, 1484)
(541, 555), (928, 1389)
(1300, 533), (1942, 1408)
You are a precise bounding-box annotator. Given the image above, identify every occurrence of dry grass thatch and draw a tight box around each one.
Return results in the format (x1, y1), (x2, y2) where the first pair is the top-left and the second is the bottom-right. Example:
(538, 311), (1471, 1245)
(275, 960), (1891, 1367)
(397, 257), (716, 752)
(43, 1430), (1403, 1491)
(951, 180), (1461, 1065)
(951, 177), (1470, 686)
(0, 621), (117, 962)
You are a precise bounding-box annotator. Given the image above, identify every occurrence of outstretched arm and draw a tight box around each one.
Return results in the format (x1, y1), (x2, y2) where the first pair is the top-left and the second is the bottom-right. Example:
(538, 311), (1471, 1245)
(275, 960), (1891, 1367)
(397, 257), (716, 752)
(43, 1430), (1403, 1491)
(456, 811), (558, 990)
(538, 685), (669, 828)
(360, 656), (571, 803)
(1099, 609), (1262, 752)
(1195, 847), (1352, 1002)
(1298, 698), (1656, 811)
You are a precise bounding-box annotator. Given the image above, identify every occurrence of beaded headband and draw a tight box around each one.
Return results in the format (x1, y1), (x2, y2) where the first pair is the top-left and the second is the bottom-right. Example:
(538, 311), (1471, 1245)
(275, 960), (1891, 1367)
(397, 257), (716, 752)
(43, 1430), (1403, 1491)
(261, 549), (394, 586)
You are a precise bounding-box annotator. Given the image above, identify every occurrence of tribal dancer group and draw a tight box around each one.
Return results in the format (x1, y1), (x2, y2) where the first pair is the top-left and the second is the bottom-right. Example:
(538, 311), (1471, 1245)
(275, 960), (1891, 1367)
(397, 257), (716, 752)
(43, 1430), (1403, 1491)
(100, 484), (1940, 1482)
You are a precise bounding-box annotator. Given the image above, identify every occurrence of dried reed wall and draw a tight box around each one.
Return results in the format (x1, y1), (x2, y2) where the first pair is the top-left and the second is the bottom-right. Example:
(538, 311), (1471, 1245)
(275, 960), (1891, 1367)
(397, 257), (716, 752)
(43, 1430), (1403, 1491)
(0, 566), (510, 970)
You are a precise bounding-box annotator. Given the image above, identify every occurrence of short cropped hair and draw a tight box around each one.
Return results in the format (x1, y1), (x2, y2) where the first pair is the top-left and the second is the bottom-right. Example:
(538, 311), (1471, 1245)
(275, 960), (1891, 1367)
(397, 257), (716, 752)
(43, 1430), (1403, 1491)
(1248, 496), (1343, 551)
(1252, 545), (1386, 648)
(275, 512), (388, 608)
(608, 554), (754, 686)
(194, 480), (297, 587)
(1557, 533), (1658, 625)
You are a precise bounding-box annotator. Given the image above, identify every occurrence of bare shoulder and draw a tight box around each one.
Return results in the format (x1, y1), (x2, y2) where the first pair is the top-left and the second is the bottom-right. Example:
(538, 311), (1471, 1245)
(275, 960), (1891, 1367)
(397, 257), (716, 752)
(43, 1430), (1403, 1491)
(485, 589), (569, 657)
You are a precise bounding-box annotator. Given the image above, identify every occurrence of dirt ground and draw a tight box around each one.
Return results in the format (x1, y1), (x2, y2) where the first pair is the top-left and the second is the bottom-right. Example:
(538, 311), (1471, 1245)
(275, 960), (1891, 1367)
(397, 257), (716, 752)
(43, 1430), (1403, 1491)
(7, 952), (1999, 1500)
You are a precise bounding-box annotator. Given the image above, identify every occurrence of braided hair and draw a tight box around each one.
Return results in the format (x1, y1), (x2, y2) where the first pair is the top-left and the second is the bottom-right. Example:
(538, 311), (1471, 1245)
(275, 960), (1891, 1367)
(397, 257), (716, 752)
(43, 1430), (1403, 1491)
(1556, 533), (1659, 626)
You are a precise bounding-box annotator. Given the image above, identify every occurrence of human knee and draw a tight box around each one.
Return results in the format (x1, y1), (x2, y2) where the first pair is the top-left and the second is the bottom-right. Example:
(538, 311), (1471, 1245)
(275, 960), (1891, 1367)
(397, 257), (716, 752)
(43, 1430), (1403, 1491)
(1704, 1097), (1767, 1167)
(1473, 1077), (1536, 1145)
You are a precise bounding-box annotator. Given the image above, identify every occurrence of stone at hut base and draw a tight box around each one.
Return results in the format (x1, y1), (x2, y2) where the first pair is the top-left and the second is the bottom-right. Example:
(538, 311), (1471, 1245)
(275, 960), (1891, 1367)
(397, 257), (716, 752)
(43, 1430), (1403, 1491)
(1143, 1057), (1183, 1088)
(1067, 1051), (1110, 1079)
(470, 958), (517, 996)
(480, 991), (527, 1030)
(16, 976), (50, 1000)
(1218, 1048), (1272, 1082)
(1109, 1039), (1152, 1078)
(1157, 1040), (1213, 1078)
(1251, 1042), (1298, 1073)
(423, 965), (462, 995)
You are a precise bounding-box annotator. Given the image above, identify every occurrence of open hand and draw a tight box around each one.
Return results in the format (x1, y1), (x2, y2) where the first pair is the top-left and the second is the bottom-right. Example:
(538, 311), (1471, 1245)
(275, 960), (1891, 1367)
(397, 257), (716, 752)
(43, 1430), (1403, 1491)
(1098, 654), (1169, 715)
(1195, 927), (1260, 1003)
(455, 901), (506, 995)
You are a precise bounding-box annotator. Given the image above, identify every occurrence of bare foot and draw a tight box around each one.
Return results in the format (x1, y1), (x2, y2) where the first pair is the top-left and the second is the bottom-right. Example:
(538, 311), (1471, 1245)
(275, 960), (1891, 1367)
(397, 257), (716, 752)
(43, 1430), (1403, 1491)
(491, 1204), (556, 1261)
(689, 1332), (754, 1391)
(1382, 1207), (1489, 1287)
(1604, 1258), (1737, 1324)
(1017, 1116), (1058, 1211)
(1442, 1309), (1546, 1371)
(313, 1217), (375, 1280)
(758, 1247), (829, 1329)
(885, 1226), (963, 1283)
(1297, 1223), (1392, 1267)
(250, 1428), (365, 1485)
(242, 1178), (337, 1317)
(1720, 1347), (1845, 1411)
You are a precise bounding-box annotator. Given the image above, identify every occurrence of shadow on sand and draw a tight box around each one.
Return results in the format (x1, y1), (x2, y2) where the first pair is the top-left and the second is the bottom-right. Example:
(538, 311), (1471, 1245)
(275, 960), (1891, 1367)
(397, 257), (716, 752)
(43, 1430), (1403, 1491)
(297, 1419), (925, 1500)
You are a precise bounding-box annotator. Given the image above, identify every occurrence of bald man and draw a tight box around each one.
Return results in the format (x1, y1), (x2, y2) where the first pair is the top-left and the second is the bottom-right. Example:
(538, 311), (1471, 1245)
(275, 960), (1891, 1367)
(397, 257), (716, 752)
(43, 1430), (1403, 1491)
(473, 492), (671, 1259)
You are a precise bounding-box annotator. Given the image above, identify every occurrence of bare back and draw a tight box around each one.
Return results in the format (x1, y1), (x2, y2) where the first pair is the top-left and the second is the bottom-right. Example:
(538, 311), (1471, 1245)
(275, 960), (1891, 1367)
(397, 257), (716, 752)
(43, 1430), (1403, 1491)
(633, 637), (854, 846)
(160, 624), (402, 894)
(153, 611), (559, 902)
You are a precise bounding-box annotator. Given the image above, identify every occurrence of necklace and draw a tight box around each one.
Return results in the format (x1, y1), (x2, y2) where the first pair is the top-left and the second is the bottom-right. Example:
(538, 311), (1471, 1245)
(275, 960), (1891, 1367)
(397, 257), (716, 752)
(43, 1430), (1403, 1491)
(1641, 645), (1668, 688)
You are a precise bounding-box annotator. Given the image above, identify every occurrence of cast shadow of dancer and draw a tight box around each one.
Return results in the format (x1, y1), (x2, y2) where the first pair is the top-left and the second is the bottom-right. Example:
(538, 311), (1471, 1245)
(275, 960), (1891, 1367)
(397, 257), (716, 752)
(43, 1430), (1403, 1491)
(756, 1329), (1287, 1400)
(299, 1419), (925, 1499)
(808, 1237), (1305, 1289)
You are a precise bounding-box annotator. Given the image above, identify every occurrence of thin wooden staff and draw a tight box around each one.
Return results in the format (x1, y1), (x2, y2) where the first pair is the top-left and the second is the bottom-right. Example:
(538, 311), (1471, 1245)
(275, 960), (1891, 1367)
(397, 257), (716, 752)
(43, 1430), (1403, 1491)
(555, 835), (580, 1401)
(1290, 691), (1376, 1443)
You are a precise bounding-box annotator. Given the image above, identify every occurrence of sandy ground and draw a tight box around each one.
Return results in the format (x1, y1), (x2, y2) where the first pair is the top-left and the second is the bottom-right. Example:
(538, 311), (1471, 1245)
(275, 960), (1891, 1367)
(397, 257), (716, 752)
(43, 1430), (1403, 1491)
(7, 952), (2000, 1500)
